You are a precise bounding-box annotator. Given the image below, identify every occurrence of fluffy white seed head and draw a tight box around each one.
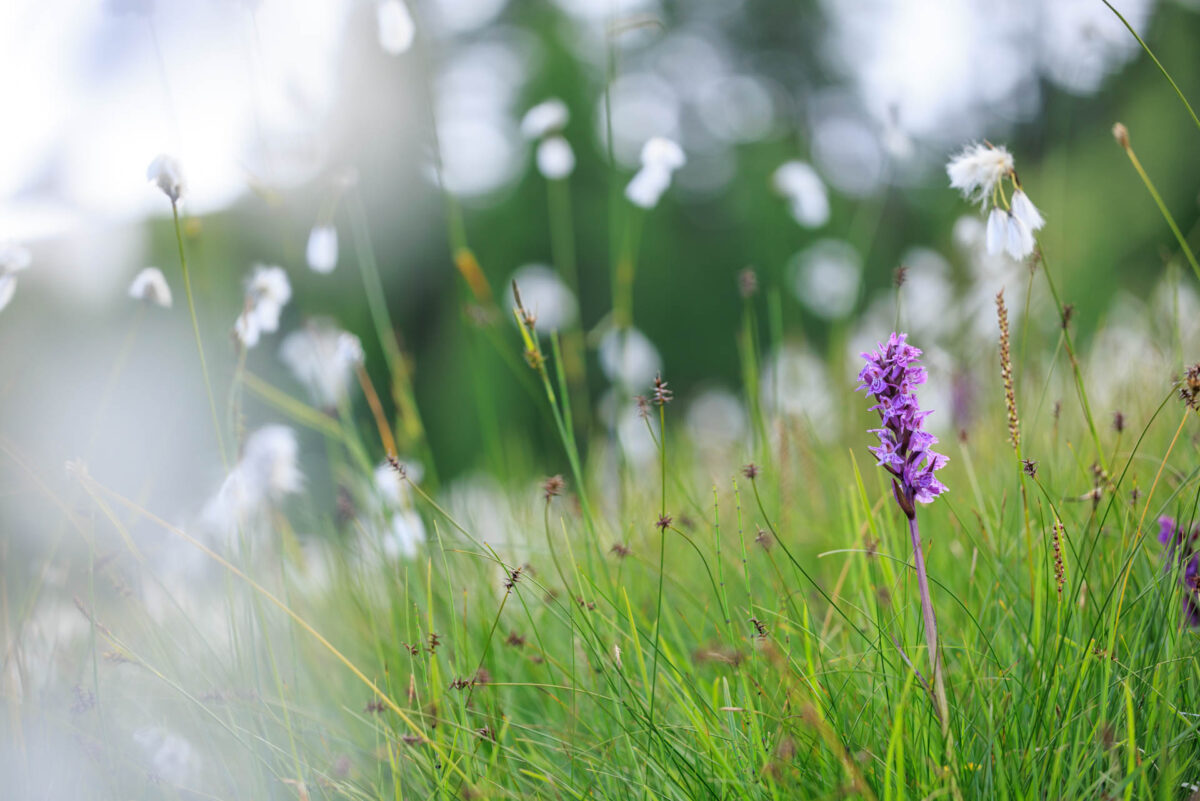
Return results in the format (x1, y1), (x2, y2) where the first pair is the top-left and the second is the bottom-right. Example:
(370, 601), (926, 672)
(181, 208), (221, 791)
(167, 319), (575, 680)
(640, 136), (686, 172)
(1010, 190), (1045, 232)
(985, 209), (1035, 260)
(625, 165), (672, 209)
(382, 509), (426, 559)
(146, 154), (186, 204)
(280, 319), (362, 408)
(947, 143), (1013, 207)
(521, 98), (569, 140)
(237, 265), (292, 347)
(598, 326), (662, 389)
(0, 274), (16, 313)
(772, 161), (830, 228)
(0, 241), (32, 274)
(377, 0), (415, 55)
(536, 136), (576, 180)
(128, 267), (172, 308)
(985, 208), (1008, 256)
(202, 425), (303, 536)
(306, 225), (339, 274)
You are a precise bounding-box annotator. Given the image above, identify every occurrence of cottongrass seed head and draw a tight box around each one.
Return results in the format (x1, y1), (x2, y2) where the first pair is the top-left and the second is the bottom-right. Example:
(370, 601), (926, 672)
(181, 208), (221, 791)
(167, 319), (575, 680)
(948, 142), (1044, 259)
(146, 154), (186, 205)
(128, 267), (173, 308)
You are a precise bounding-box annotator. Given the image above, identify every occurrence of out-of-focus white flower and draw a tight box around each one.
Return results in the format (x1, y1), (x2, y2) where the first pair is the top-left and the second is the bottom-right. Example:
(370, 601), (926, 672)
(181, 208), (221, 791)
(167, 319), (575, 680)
(521, 98), (569, 139)
(0, 242), (31, 314)
(134, 727), (201, 787)
(640, 137), (686, 172)
(505, 264), (578, 333)
(625, 136), (686, 209)
(947, 143), (1013, 207)
(377, 0), (415, 55)
(0, 241), (32, 274)
(0, 274), (16, 313)
(761, 344), (837, 440)
(146, 154), (186, 204)
(203, 425), (303, 537)
(306, 225), (339, 274)
(685, 388), (747, 452)
(598, 326), (661, 389)
(382, 509), (426, 559)
(986, 208), (1035, 260)
(128, 267), (172, 308)
(279, 319), (364, 408)
(536, 136), (576, 180)
(625, 165), (671, 209)
(369, 458), (425, 559)
(772, 161), (830, 228)
(236, 264), (292, 348)
(1010, 190), (1045, 232)
(374, 458), (423, 508)
(790, 239), (861, 319)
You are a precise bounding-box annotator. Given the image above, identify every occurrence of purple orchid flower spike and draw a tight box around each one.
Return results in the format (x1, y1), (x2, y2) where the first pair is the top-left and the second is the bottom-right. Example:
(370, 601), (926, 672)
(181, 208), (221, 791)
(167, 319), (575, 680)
(858, 332), (951, 725)
(857, 332), (948, 516)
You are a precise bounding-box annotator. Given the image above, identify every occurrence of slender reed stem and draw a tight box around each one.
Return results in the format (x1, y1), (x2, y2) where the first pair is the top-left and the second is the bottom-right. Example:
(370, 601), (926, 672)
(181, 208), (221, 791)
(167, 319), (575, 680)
(171, 202), (228, 466)
(1113, 127), (1200, 286)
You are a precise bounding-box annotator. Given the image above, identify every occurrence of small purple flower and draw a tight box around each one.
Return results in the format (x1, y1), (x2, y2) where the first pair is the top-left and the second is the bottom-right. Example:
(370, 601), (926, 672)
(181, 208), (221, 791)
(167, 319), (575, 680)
(1157, 514), (1200, 628)
(857, 333), (948, 518)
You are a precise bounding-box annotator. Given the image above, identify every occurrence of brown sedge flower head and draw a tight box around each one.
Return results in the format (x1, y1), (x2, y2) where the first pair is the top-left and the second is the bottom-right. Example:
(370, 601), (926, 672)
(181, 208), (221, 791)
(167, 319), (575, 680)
(656, 513), (672, 531)
(542, 474), (565, 501)
(996, 290), (1020, 454)
(738, 267), (758, 298)
(1052, 521), (1065, 597)
(1180, 363), (1200, 411)
(742, 463), (760, 480)
(652, 372), (673, 406)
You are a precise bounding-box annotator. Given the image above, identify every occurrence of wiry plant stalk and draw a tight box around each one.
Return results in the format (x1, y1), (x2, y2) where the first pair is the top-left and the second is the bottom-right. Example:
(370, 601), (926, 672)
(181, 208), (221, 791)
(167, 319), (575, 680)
(171, 202), (228, 466)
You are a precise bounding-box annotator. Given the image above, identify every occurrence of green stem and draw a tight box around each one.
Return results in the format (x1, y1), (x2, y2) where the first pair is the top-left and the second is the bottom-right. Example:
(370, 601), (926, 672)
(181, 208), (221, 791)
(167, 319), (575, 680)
(171, 202), (228, 466)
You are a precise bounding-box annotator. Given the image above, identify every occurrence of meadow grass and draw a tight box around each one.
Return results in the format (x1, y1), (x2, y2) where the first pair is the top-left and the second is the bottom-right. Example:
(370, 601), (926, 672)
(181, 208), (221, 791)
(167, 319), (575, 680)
(5, 10), (1200, 801)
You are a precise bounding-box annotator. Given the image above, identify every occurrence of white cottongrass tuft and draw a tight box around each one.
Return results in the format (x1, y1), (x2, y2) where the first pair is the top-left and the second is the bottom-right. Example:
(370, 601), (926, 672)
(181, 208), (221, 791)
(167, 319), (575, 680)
(640, 137), (686, 172)
(235, 265), (292, 348)
(1010, 190), (1044, 231)
(536, 136), (576, 180)
(946, 143), (1013, 207)
(0, 241), (33, 274)
(772, 161), (830, 228)
(505, 264), (578, 333)
(0, 241), (32, 314)
(370, 459), (426, 560)
(377, 0), (415, 55)
(598, 326), (662, 389)
(306, 225), (339, 274)
(948, 143), (1044, 260)
(625, 166), (672, 209)
(279, 319), (364, 408)
(625, 137), (686, 209)
(128, 267), (173, 308)
(986, 208), (1036, 261)
(0, 274), (15, 313)
(521, 98), (569, 140)
(133, 727), (202, 787)
(790, 239), (861, 319)
(203, 425), (303, 537)
(146, 154), (186, 204)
